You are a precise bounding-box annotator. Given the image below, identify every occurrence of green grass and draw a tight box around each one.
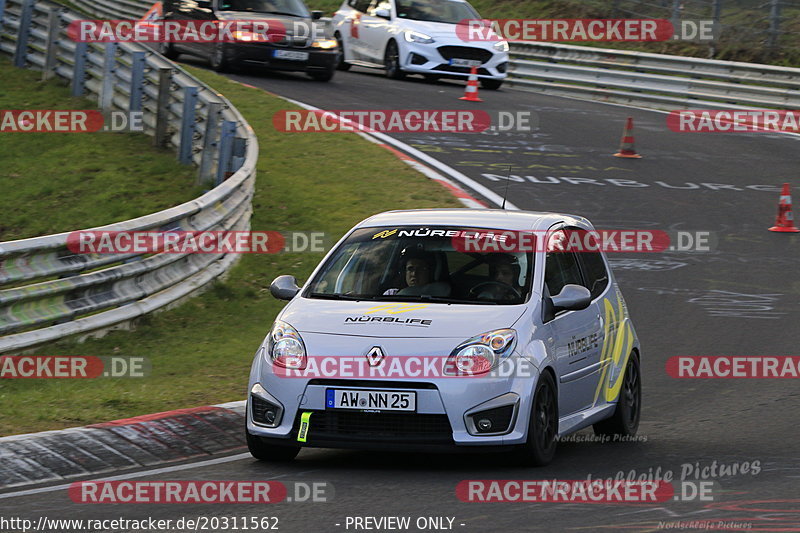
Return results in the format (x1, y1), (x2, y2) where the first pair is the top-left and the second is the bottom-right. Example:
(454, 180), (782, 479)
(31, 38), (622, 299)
(0, 56), (201, 241)
(0, 65), (462, 436)
(308, 0), (800, 67)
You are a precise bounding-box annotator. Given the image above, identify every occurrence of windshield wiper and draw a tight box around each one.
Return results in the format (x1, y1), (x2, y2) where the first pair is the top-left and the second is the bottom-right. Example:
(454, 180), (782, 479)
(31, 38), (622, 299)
(307, 292), (378, 301)
(259, 10), (304, 17)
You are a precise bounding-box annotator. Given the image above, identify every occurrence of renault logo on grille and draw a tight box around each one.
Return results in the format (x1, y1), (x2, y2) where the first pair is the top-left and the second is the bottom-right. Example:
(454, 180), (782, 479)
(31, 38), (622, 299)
(366, 346), (386, 367)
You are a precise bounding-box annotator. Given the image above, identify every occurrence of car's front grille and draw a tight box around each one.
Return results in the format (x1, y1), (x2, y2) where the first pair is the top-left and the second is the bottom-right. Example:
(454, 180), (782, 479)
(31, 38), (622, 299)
(435, 64), (491, 76)
(295, 410), (453, 444)
(437, 46), (493, 63)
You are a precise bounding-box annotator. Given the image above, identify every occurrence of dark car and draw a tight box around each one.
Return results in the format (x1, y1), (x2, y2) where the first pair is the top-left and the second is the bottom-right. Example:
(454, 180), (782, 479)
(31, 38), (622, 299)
(160, 0), (339, 81)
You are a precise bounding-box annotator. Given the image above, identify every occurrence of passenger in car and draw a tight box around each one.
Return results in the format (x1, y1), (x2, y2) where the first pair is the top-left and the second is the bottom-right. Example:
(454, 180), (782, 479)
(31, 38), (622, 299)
(383, 249), (451, 296)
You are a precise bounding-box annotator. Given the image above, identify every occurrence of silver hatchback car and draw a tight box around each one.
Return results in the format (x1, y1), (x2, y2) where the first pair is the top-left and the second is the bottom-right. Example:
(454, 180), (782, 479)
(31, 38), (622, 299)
(246, 209), (642, 466)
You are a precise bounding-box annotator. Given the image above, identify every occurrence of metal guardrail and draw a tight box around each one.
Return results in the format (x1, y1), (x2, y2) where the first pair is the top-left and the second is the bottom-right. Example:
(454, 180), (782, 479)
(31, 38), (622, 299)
(0, 0), (258, 353)
(507, 41), (800, 110)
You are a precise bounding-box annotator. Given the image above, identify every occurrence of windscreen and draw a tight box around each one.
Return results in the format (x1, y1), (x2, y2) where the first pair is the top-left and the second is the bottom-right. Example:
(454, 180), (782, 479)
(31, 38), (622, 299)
(305, 226), (533, 305)
(395, 0), (479, 24)
(218, 0), (309, 16)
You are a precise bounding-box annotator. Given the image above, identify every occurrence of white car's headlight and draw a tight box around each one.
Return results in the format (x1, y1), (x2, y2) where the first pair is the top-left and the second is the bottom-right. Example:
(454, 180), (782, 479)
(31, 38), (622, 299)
(445, 329), (516, 376)
(404, 30), (434, 44)
(493, 40), (509, 52)
(268, 320), (307, 369)
(311, 38), (338, 49)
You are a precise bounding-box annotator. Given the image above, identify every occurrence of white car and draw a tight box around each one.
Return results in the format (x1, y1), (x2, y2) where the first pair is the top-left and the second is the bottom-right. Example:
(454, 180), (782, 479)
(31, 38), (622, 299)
(246, 209), (643, 466)
(331, 0), (508, 89)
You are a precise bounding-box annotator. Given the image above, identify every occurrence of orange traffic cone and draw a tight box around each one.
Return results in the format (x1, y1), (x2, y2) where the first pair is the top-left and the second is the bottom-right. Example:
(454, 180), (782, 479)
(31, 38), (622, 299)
(614, 117), (642, 158)
(459, 66), (482, 102)
(769, 183), (800, 233)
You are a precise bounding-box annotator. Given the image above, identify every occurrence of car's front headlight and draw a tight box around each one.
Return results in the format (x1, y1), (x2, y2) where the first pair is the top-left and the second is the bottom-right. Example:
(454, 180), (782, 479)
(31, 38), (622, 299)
(232, 30), (263, 42)
(311, 38), (338, 49)
(267, 321), (307, 369)
(493, 40), (509, 52)
(445, 329), (516, 376)
(404, 30), (434, 44)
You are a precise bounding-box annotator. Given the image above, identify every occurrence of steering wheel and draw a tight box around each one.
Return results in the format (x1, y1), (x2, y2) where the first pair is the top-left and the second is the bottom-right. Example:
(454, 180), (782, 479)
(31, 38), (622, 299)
(469, 281), (522, 299)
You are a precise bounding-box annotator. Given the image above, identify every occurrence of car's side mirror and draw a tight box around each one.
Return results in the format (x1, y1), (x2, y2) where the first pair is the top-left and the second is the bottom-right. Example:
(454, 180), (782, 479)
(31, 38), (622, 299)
(551, 284), (592, 312)
(311, 10), (323, 20)
(374, 7), (391, 19)
(270, 275), (301, 301)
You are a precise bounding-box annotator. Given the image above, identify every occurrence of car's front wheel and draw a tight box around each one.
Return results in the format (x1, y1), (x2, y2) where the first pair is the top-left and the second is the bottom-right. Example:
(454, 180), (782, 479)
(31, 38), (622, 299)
(516, 371), (558, 466)
(593, 352), (641, 437)
(160, 40), (179, 60)
(335, 33), (351, 71)
(210, 43), (230, 73)
(481, 78), (503, 90)
(384, 40), (405, 80)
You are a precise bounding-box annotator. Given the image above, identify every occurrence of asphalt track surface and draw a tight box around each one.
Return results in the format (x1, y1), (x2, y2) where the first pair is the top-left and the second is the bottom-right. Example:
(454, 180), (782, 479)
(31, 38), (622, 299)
(3, 63), (800, 532)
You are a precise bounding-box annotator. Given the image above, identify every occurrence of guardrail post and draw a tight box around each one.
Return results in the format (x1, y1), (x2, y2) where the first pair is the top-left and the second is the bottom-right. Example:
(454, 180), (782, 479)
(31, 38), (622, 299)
(231, 137), (246, 172)
(13, 0), (35, 67)
(0, 0), (8, 33)
(767, 0), (781, 51)
(671, 0), (682, 24)
(198, 102), (222, 182)
(41, 7), (59, 81)
(71, 41), (88, 97)
(179, 86), (198, 165)
(712, 0), (723, 23)
(154, 67), (172, 148)
(129, 51), (146, 111)
(216, 120), (236, 185)
(99, 42), (117, 110)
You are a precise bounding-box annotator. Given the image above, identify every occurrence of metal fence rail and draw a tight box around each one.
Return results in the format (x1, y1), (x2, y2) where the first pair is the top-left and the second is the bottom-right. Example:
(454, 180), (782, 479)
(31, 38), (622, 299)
(507, 41), (800, 110)
(0, 0), (258, 353)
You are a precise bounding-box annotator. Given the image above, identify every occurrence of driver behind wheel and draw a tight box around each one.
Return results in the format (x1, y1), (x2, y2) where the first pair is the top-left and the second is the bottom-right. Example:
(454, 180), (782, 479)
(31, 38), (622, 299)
(476, 253), (522, 301)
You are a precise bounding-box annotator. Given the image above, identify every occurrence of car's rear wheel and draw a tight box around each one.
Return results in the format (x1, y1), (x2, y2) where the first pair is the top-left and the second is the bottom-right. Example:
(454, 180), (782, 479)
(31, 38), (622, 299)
(593, 353), (641, 437)
(481, 78), (503, 90)
(516, 371), (558, 466)
(210, 43), (230, 73)
(245, 409), (300, 461)
(335, 33), (351, 71)
(160, 41), (179, 60)
(384, 40), (405, 80)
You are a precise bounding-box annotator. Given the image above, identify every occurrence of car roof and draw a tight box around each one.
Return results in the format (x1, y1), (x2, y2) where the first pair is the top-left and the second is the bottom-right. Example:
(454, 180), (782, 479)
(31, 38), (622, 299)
(356, 209), (592, 232)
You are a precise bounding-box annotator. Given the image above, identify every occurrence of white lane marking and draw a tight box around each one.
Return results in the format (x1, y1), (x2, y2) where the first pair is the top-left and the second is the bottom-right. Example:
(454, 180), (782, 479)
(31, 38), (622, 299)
(278, 96), (519, 210)
(0, 452), (253, 500)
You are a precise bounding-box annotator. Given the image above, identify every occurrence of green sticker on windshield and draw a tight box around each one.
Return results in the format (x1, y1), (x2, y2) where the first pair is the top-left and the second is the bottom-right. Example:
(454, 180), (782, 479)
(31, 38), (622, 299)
(297, 411), (312, 442)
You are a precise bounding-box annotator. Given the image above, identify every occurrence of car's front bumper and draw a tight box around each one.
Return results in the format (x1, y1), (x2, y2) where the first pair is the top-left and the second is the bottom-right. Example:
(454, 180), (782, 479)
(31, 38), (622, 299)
(399, 41), (508, 79)
(247, 348), (539, 449)
(223, 43), (339, 72)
